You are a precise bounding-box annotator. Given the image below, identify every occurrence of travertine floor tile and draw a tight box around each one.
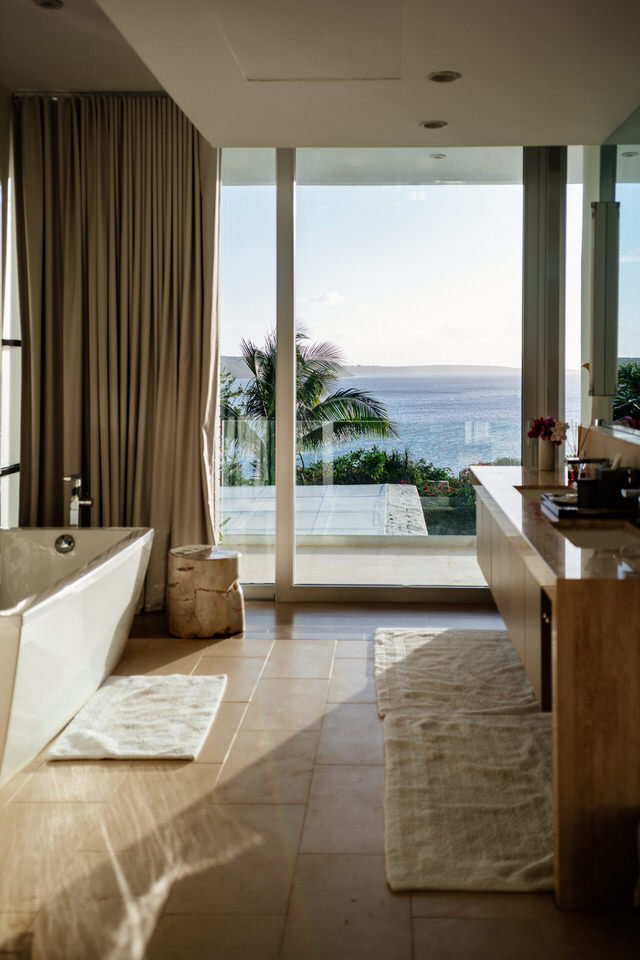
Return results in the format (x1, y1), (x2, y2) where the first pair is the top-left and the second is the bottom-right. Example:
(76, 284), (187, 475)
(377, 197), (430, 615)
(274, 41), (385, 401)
(15, 760), (131, 802)
(300, 764), (385, 854)
(82, 762), (222, 852)
(242, 679), (329, 731)
(328, 659), (376, 703)
(0, 802), (103, 911)
(214, 729), (319, 804)
(412, 917), (548, 960)
(193, 657), (265, 701)
(112, 650), (202, 676)
(195, 702), (247, 764)
(58, 847), (177, 901)
(191, 636), (274, 658)
(120, 635), (151, 657)
(0, 767), (35, 813)
(411, 890), (551, 919)
(335, 639), (374, 659)
(262, 640), (335, 679)
(0, 913), (35, 952)
(316, 703), (384, 764)
(32, 894), (151, 960)
(280, 854), (411, 960)
(271, 626), (369, 640)
(164, 804), (305, 915)
(536, 910), (640, 960)
(144, 913), (284, 960)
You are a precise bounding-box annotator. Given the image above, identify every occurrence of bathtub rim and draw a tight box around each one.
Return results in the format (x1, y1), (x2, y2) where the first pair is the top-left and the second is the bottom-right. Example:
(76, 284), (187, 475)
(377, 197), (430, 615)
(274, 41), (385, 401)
(0, 526), (154, 618)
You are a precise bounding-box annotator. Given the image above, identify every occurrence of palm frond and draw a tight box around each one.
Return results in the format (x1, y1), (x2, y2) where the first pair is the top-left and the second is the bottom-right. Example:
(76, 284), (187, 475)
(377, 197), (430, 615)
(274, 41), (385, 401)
(240, 335), (277, 419)
(302, 419), (396, 450)
(303, 388), (396, 427)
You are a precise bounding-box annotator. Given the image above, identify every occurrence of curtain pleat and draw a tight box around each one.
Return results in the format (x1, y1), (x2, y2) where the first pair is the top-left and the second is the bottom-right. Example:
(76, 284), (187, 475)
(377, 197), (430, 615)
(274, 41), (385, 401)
(13, 94), (220, 609)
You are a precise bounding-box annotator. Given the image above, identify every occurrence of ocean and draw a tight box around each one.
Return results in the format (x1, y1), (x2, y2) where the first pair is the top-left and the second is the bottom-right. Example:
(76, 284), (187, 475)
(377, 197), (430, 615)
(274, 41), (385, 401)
(309, 371), (582, 474)
(225, 369), (582, 476)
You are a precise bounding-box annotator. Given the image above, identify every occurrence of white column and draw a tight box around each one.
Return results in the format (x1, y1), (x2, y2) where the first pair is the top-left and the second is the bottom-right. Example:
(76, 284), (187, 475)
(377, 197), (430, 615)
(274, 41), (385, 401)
(522, 147), (567, 467)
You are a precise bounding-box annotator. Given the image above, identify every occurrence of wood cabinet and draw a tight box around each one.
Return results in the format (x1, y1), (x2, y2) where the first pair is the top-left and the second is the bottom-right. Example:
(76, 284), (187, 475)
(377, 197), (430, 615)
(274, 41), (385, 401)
(474, 467), (640, 910)
(475, 490), (545, 704)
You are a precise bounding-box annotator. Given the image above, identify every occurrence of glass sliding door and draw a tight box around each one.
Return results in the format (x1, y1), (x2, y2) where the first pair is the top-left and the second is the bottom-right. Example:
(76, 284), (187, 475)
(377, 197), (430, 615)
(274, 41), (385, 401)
(218, 149), (277, 585)
(292, 148), (523, 586)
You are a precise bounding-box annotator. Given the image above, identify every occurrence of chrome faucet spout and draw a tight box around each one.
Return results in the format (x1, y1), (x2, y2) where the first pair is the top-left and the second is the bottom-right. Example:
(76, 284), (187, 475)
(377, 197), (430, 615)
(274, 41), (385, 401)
(63, 475), (94, 527)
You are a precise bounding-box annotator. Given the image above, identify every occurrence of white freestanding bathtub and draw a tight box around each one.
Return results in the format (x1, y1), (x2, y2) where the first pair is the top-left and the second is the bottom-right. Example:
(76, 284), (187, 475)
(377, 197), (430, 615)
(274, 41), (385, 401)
(0, 527), (154, 787)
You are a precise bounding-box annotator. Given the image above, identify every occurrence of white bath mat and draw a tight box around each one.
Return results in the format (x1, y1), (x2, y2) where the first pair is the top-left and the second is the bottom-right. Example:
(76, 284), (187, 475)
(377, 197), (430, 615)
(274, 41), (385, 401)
(375, 627), (541, 718)
(375, 628), (553, 892)
(47, 674), (227, 760)
(383, 709), (553, 892)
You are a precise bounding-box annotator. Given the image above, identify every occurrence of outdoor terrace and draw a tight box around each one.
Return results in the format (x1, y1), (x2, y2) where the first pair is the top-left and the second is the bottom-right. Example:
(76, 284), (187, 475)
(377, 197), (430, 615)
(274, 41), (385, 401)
(221, 484), (485, 588)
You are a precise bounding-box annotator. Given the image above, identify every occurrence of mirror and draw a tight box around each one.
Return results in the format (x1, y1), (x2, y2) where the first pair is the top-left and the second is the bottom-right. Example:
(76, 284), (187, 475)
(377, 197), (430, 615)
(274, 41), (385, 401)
(602, 106), (640, 419)
(614, 142), (640, 421)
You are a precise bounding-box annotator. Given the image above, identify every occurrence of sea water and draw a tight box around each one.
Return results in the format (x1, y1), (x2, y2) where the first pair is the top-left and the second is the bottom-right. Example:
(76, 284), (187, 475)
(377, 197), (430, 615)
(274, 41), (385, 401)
(313, 371), (582, 474)
(225, 370), (581, 477)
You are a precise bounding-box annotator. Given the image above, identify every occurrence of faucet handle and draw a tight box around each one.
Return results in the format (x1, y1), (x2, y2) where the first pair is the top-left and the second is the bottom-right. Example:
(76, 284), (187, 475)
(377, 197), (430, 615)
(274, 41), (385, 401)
(64, 474), (82, 482)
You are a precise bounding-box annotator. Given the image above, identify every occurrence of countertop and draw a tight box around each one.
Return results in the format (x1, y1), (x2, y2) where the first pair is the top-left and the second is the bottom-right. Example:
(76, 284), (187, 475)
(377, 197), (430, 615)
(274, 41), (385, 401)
(471, 465), (640, 582)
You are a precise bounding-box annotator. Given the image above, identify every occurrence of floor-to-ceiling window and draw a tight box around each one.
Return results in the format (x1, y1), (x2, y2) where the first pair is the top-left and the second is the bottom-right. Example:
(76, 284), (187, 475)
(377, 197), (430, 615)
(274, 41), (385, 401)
(217, 147), (590, 594)
(292, 148), (523, 586)
(218, 149), (277, 585)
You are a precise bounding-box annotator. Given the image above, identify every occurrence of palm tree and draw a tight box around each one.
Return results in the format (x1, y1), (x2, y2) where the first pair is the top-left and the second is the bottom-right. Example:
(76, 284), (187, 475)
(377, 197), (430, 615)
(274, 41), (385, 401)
(226, 330), (397, 484)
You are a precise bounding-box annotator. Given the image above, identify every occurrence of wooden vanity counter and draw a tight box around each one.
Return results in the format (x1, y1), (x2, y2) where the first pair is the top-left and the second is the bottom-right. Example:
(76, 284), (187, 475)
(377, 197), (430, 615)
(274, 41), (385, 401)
(472, 466), (640, 911)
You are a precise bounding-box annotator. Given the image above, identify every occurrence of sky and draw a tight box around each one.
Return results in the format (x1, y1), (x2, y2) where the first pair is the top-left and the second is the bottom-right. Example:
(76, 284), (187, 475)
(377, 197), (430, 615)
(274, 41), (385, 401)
(218, 173), (621, 370)
(618, 182), (640, 358)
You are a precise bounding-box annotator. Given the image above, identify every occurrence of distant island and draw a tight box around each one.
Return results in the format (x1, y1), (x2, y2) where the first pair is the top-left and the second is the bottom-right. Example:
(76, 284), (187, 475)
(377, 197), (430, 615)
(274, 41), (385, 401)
(221, 356), (522, 379)
(339, 364), (522, 377)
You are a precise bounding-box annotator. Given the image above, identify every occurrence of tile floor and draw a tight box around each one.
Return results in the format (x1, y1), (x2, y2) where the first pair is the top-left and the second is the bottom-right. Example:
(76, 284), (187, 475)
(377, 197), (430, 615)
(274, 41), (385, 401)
(0, 602), (638, 959)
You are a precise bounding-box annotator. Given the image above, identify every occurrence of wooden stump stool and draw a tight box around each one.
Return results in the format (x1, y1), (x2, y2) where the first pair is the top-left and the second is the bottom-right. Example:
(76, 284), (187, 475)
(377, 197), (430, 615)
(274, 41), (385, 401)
(167, 545), (245, 638)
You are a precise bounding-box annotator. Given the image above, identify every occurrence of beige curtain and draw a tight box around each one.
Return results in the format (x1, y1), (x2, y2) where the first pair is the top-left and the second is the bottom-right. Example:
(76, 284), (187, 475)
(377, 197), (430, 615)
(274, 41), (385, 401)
(13, 94), (220, 609)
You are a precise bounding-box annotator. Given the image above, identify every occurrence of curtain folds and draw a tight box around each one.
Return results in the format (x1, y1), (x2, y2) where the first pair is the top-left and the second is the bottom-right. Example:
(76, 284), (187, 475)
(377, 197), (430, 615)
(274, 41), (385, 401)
(13, 94), (220, 609)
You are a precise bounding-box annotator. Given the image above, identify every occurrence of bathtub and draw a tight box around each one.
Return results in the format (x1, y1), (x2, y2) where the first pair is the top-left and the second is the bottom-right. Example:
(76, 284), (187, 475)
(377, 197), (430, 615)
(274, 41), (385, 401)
(0, 527), (154, 787)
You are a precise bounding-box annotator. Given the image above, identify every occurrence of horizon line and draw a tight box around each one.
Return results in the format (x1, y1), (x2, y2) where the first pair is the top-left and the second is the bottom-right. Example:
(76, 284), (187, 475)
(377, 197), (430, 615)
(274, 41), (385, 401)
(221, 356), (585, 373)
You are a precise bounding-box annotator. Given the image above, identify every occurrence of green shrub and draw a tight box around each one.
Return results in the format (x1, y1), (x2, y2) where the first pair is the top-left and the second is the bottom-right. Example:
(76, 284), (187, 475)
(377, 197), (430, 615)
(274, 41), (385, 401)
(298, 446), (450, 488)
(613, 360), (640, 422)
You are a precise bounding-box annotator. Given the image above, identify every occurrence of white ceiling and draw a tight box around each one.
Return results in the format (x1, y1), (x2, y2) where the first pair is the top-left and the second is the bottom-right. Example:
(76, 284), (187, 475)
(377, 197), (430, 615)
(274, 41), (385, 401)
(212, 0), (403, 81)
(0, 0), (159, 93)
(2, 0), (640, 150)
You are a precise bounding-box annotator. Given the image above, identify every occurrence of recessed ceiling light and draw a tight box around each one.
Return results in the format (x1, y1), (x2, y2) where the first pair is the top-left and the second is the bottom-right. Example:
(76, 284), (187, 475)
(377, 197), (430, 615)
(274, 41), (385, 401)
(32, 0), (64, 7)
(621, 151), (639, 158)
(420, 120), (448, 129)
(430, 153), (447, 159)
(428, 71), (462, 83)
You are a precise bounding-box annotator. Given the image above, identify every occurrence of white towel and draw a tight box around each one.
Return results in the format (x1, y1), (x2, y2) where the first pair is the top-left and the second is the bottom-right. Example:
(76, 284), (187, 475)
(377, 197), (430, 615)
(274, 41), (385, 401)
(48, 674), (227, 760)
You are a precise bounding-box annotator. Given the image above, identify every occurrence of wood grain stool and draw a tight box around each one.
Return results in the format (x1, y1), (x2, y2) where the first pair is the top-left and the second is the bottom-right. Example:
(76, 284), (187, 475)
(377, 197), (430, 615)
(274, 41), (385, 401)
(166, 545), (245, 638)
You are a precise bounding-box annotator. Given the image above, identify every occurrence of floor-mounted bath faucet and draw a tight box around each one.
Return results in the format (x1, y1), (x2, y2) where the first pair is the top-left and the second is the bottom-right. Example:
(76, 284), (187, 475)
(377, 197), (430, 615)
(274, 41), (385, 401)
(63, 474), (94, 527)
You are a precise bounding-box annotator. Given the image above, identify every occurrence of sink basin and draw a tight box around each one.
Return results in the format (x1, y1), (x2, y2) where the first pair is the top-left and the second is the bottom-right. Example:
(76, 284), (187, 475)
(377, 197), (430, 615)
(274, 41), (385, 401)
(560, 526), (640, 550)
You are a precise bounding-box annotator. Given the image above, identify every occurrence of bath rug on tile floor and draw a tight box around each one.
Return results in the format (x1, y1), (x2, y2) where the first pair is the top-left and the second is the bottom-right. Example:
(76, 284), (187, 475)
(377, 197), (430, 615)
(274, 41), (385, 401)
(375, 627), (540, 718)
(375, 628), (553, 892)
(47, 674), (227, 760)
